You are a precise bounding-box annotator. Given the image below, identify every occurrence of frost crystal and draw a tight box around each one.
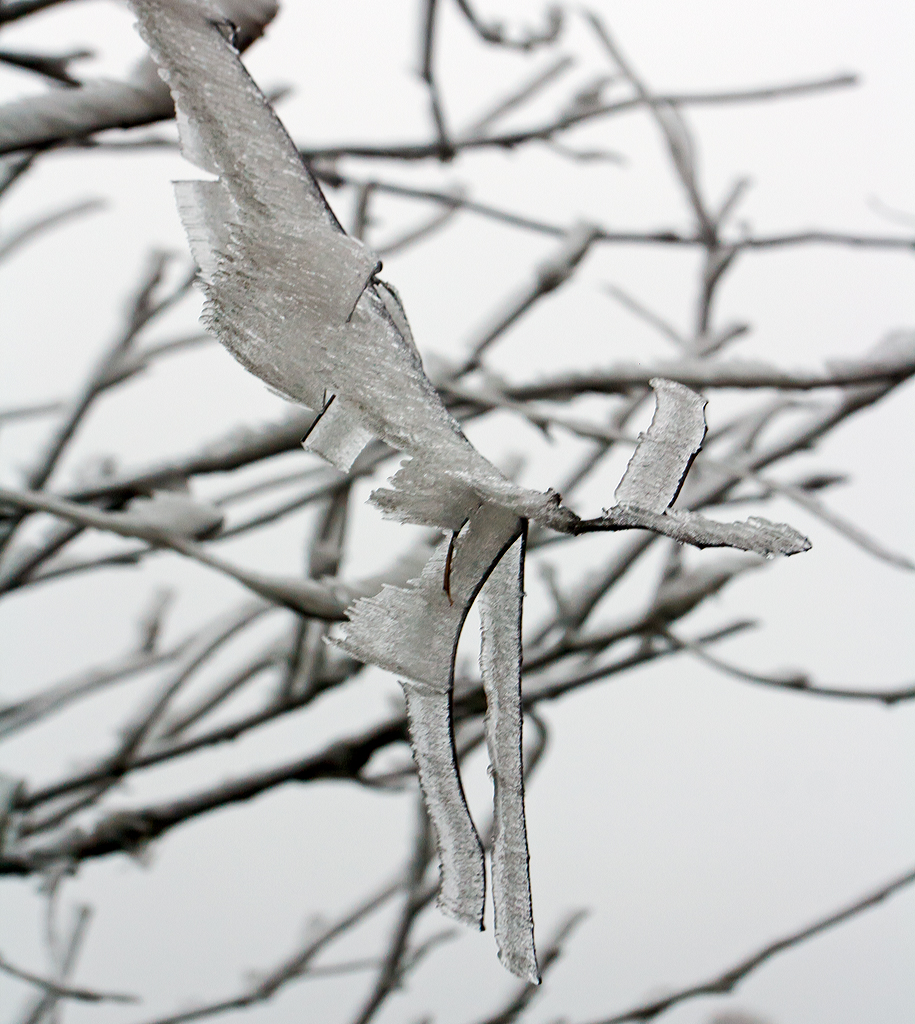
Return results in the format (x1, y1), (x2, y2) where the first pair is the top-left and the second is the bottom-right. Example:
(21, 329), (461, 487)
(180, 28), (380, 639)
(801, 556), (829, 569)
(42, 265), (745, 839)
(130, 0), (809, 979)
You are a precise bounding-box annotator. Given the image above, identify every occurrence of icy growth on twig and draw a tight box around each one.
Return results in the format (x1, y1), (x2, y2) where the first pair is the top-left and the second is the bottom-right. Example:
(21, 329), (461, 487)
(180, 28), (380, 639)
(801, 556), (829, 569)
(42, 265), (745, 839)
(586, 378), (811, 557)
(119, 492), (224, 539)
(0, 0), (277, 155)
(129, 0), (809, 980)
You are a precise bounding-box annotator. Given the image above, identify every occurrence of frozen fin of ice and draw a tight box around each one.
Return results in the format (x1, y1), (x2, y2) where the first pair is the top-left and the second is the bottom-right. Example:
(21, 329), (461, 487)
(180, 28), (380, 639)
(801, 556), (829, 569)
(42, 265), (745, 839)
(301, 395), (374, 472)
(615, 378), (707, 512)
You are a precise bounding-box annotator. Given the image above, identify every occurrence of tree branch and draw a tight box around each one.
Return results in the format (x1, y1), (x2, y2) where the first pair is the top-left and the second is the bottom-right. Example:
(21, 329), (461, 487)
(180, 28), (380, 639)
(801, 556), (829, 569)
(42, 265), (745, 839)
(580, 865), (915, 1024)
(0, 951), (137, 1005)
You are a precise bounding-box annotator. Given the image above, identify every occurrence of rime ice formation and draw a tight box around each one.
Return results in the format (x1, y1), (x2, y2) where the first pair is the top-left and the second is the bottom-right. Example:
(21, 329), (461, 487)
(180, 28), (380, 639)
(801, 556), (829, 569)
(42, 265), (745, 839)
(129, 0), (809, 980)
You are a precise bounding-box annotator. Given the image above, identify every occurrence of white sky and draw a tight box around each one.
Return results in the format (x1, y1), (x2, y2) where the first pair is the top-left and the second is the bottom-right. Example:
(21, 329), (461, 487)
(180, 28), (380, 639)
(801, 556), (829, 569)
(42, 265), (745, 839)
(0, 3), (913, 1024)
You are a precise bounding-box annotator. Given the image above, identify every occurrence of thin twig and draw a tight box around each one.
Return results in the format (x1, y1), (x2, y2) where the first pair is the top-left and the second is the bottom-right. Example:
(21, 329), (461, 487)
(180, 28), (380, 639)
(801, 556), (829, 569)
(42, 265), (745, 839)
(579, 866), (915, 1024)
(662, 628), (915, 705)
(299, 74), (858, 162)
(471, 911), (588, 1024)
(585, 11), (716, 241)
(0, 951), (137, 1004)
(0, 0), (75, 25)
(0, 641), (190, 740)
(464, 54), (573, 136)
(349, 794), (435, 1024)
(125, 878), (405, 1024)
(1, 624), (747, 874)
(419, 0), (452, 158)
(0, 198), (104, 263)
(375, 194), (463, 257)
(0, 401), (63, 424)
(453, 0), (561, 51)
(0, 484), (353, 620)
(16, 903), (92, 1024)
(458, 221), (600, 372)
(602, 283), (687, 349)
(24, 252), (179, 492)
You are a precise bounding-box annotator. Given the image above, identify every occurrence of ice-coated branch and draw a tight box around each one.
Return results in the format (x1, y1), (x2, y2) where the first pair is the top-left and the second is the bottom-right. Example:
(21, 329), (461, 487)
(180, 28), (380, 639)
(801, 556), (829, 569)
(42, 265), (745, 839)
(505, 340), (915, 400)
(0, 0), (278, 155)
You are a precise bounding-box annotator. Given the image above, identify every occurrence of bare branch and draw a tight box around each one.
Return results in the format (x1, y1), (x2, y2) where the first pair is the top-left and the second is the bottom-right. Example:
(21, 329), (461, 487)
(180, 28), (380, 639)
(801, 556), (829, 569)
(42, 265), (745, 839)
(0, 400), (63, 425)
(23, 252), (178, 493)
(16, 903), (91, 1024)
(0, 46), (90, 87)
(751, 474), (914, 571)
(458, 222), (601, 373)
(298, 74), (858, 161)
(663, 628), (915, 705)
(418, 0), (452, 157)
(349, 795), (435, 1024)
(585, 10), (716, 240)
(0, 0), (77, 25)
(0, 198), (104, 263)
(1, 623), (747, 874)
(602, 283), (687, 349)
(579, 866), (915, 1024)
(375, 194), (463, 257)
(464, 54), (573, 136)
(0, 950), (137, 1004)
(471, 910), (588, 1024)
(126, 877), (404, 1024)
(453, 0), (561, 51)
(0, 641), (189, 740)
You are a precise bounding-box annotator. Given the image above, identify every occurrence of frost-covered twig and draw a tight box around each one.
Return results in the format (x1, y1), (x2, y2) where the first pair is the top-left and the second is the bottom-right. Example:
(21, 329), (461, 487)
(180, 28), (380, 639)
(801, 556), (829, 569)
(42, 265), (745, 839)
(506, 343), (915, 400)
(0, 0), (278, 155)
(0, 484), (354, 618)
